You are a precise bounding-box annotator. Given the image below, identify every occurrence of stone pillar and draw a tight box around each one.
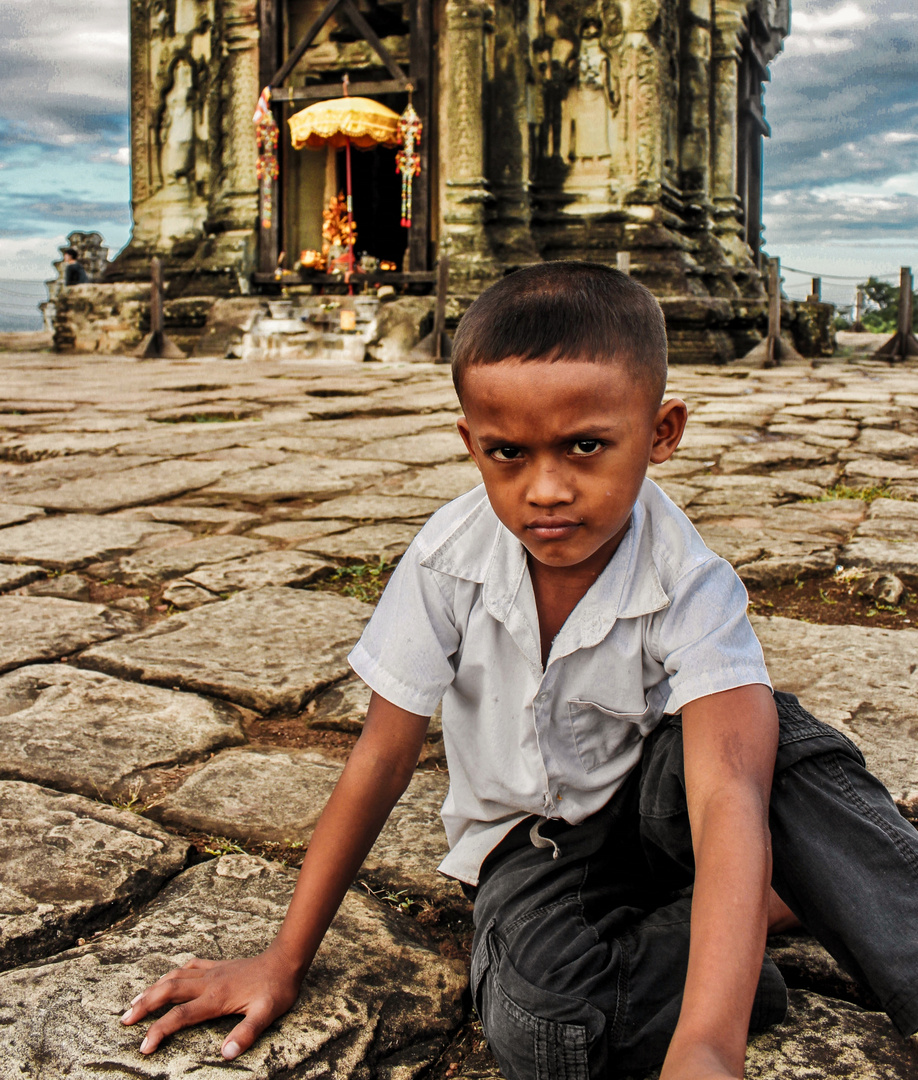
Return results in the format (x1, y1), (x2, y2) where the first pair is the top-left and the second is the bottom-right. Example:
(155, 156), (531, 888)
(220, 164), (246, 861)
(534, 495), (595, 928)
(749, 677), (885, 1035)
(129, 0), (153, 211)
(442, 0), (499, 289)
(679, 0), (712, 201)
(209, 0), (261, 236)
(711, 3), (745, 258)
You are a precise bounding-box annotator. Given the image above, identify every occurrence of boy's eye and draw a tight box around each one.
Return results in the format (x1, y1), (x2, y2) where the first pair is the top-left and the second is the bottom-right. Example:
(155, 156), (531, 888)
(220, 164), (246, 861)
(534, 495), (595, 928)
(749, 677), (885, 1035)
(489, 446), (522, 461)
(571, 440), (602, 456)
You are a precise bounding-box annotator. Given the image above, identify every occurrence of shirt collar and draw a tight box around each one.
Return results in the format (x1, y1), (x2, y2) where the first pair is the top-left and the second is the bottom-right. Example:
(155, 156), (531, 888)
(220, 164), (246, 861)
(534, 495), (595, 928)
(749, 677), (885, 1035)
(420, 482), (670, 653)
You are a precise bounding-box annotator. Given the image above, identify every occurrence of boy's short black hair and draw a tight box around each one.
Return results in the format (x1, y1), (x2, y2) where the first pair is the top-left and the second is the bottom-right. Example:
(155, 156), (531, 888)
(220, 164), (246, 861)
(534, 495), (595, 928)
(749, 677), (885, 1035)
(63, 248), (79, 260)
(451, 261), (668, 406)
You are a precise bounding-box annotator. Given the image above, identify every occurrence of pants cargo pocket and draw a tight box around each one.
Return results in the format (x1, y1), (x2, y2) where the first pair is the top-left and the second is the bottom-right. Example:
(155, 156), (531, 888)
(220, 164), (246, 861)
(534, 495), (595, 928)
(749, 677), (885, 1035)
(473, 924), (595, 1080)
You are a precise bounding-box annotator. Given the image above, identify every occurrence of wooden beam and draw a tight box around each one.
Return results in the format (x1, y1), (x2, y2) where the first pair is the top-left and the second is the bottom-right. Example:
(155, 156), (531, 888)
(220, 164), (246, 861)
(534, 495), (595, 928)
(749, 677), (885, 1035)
(272, 79), (410, 103)
(270, 0), (344, 87)
(339, 0), (407, 83)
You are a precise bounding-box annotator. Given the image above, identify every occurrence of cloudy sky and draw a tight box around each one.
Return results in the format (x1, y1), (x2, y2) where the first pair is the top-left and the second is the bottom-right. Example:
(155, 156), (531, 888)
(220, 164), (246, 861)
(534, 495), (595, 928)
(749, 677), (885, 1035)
(0, 0), (914, 318)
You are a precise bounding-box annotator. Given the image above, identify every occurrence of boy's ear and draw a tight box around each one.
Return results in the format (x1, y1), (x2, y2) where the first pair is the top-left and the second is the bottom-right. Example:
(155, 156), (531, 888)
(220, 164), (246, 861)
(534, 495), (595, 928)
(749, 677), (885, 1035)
(456, 417), (481, 468)
(649, 398), (688, 464)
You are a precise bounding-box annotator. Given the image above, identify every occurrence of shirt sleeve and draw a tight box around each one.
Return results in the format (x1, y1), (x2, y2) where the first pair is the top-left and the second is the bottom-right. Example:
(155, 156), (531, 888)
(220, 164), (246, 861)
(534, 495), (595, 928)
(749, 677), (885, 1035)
(651, 555), (772, 716)
(348, 537), (460, 717)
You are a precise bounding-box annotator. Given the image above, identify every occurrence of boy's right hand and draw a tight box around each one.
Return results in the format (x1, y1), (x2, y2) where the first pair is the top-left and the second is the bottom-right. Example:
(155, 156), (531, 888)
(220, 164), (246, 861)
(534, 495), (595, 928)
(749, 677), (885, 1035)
(120, 944), (303, 1060)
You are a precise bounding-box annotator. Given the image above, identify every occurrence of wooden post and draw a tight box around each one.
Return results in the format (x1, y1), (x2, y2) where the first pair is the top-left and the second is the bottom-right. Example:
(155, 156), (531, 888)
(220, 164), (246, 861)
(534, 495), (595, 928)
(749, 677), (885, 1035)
(135, 258), (186, 359)
(738, 256), (806, 366)
(874, 266), (918, 361)
(807, 277), (821, 303)
(853, 287), (864, 332)
(616, 251), (631, 276)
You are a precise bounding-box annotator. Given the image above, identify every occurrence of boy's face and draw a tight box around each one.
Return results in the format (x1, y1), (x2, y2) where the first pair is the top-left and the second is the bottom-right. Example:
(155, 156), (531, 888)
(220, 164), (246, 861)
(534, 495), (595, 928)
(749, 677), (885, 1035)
(457, 359), (687, 577)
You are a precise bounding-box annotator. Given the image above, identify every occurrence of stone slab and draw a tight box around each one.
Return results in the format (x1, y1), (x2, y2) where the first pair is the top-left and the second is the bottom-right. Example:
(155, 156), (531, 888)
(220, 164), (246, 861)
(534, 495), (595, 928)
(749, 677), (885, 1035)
(24, 572), (91, 601)
(348, 430), (469, 464)
(844, 457), (918, 484)
(80, 587), (373, 713)
(0, 597), (137, 674)
(247, 518), (354, 543)
(717, 439), (831, 474)
(296, 522), (420, 562)
(0, 780), (191, 970)
(293, 493), (444, 521)
(153, 746), (457, 903)
(752, 616), (918, 808)
(110, 534), (269, 586)
(369, 462), (482, 501)
(0, 564), (44, 593)
(744, 990), (918, 1079)
(0, 856), (467, 1079)
(308, 677), (443, 743)
(10, 460), (234, 513)
(840, 498), (918, 582)
(199, 457), (404, 502)
(184, 550), (334, 594)
(0, 664), (245, 800)
(0, 514), (188, 570)
(117, 505), (260, 527)
(0, 504), (44, 529)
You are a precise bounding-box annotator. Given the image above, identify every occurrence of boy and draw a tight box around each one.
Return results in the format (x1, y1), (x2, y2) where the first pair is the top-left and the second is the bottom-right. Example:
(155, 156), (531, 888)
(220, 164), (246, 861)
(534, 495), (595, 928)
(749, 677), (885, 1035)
(123, 263), (918, 1078)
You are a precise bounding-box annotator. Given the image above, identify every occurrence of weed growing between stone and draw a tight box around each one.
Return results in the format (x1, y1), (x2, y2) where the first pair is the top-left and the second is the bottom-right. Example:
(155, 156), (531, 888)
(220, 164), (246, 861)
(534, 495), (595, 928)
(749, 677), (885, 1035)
(803, 483), (913, 503)
(747, 567), (916, 628)
(320, 558), (395, 604)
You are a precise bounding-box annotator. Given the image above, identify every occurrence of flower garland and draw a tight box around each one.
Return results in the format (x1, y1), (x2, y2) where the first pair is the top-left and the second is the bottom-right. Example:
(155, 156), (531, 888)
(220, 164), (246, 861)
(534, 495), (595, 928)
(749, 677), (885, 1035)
(395, 102), (422, 229)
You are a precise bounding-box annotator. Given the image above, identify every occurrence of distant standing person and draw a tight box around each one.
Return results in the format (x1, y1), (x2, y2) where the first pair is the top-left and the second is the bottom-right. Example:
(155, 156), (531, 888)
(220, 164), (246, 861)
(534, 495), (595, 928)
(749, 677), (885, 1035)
(62, 248), (88, 286)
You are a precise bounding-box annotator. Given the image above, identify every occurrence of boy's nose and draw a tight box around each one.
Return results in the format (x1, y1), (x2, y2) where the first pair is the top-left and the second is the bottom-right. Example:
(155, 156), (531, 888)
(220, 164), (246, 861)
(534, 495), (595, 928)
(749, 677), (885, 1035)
(527, 462), (575, 506)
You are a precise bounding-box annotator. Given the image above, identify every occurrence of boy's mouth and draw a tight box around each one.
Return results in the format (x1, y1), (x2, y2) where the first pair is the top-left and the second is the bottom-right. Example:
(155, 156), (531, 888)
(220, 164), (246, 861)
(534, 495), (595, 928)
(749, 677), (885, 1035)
(526, 517), (581, 540)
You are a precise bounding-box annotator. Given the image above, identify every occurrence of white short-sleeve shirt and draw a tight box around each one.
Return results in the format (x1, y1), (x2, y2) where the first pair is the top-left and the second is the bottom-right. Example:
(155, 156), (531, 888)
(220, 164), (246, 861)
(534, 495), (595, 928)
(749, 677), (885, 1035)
(349, 478), (771, 885)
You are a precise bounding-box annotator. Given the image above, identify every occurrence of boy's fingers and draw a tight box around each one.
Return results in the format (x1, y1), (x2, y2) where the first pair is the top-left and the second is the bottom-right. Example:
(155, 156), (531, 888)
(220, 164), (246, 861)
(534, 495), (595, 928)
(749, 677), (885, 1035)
(122, 971), (208, 1024)
(221, 1005), (278, 1060)
(140, 998), (222, 1054)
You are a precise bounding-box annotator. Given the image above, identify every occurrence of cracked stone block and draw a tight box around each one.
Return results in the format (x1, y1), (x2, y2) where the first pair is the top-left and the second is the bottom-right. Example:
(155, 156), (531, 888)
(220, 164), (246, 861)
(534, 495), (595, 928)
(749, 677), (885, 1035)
(0, 514), (189, 570)
(0, 664), (245, 800)
(80, 587), (373, 713)
(0, 564), (44, 593)
(11, 460), (234, 513)
(347, 431), (469, 465)
(116, 505), (260, 527)
(24, 573), (91, 601)
(369, 462), (482, 501)
(0, 596), (138, 674)
(0, 856), (467, 1079)
(844, 457), (918, 485)
(296, 522), (420, 562)
(110, 534), (269, 587)
(0, 780), (191, 970)
(0, 504), (44, 529)
(840, 499), (918, 583)
(292, 493), (444, 521)
(150, 746), (458, 904)
(744, 990), (918, 1078)
(752, 616), (918, 810)
(184, 550), (334, 594)
(198, 457), (405, 502)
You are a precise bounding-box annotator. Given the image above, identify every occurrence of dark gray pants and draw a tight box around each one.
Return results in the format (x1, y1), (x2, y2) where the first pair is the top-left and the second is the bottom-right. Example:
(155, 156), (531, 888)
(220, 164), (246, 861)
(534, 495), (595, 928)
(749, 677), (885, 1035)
(470, 692), (918, 1079)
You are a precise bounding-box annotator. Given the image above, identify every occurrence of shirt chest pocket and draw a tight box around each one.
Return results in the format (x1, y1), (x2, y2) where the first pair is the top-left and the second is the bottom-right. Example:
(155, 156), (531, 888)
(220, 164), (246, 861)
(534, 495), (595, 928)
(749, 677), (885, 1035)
(567, 698), (657, 774)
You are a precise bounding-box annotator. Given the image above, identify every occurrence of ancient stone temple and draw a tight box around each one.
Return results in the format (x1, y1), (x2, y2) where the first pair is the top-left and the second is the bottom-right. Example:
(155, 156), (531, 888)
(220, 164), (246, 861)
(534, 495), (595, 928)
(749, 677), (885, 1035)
(93, 0), (790, 361)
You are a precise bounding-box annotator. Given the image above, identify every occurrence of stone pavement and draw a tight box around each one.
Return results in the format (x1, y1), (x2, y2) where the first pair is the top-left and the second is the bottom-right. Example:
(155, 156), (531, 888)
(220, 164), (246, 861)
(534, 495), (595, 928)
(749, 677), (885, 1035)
(0, 332), (916, 1078)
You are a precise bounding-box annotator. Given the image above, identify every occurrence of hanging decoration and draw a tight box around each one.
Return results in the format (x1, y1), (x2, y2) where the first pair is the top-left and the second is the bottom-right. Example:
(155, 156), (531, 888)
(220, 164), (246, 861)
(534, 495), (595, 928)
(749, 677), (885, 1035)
(395, 101), (423, 229)
(254, 87), (280, 229)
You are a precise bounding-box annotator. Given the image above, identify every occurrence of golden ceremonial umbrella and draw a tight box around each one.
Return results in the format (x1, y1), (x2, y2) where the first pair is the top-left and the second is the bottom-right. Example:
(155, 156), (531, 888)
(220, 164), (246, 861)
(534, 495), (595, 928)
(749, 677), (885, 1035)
(288, 91), (400, 287)
(288, 96), (400, 150)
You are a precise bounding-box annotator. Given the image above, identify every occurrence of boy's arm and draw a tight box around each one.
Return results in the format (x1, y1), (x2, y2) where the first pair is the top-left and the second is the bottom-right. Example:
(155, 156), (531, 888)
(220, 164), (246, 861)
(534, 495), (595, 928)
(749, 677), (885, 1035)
(122, 691), (430, 1060)
(660, 683), (779, 1080)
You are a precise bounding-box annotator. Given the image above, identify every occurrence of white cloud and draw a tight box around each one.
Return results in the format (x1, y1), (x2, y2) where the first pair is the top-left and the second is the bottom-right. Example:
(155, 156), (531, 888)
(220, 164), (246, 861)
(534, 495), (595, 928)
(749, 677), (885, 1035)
(792, 2), (869, 32)
(90, 146), (131, 166)
(0, 233), (69, 281)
